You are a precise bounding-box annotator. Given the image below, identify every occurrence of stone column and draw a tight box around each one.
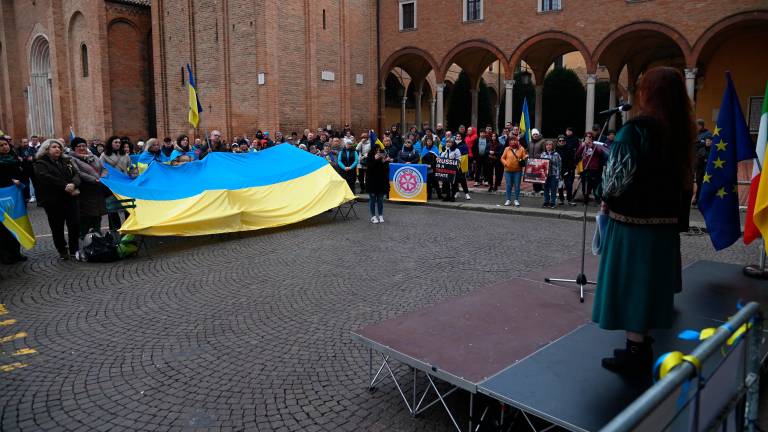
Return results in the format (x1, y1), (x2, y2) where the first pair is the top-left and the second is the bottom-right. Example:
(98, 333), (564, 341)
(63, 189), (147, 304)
(534, 84), (543, 130)
(504, 80), (514, 125)
(585, 73), (597, 133)
(400, 96), (407, 131)
(436, 83), (445, 127)
(430, 98), (436, 129)
(608, 81), (617, 130)
(378, 85), (386, 131)
(470, 88), (479, 128)
(684, 68), (697, 105)
(415, 90), (423, 129)
(624, 85), (635, 123)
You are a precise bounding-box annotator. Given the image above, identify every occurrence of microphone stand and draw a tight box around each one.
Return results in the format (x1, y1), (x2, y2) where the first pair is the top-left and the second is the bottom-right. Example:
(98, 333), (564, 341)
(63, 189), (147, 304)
(545, 110), (619, 302)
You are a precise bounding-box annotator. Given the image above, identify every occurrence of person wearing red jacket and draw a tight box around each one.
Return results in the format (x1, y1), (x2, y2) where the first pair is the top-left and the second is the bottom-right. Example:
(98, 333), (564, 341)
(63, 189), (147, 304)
(575, 132), (606, 204)
(464, 126), (478, 181)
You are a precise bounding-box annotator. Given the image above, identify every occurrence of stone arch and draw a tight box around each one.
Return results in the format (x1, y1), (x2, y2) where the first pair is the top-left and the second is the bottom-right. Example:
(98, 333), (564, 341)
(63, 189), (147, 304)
(28, 34), (54, 137)
(380, 47), (441, 84)
(509, 31), (592, 82)
(592, 21), (692, 77)
(439, 39), (510, 84)
(690, 10), (768, 68)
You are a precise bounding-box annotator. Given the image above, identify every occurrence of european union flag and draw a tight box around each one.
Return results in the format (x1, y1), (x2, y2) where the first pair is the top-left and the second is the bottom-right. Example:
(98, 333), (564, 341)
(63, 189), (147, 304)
(699, 72), (756, 250)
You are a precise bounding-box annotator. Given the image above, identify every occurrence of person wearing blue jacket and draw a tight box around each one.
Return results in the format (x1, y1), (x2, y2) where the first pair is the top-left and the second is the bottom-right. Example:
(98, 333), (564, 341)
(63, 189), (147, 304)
(397, 140), (419, 164)
(337, 138), (359, 193)
(137, 138), (162, 165)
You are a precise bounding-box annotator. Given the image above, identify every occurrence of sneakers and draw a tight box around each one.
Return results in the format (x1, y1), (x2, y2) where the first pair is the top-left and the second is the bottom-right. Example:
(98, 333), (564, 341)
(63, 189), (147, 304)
(378, 216), (384, 223)
(370, 216), (379, 224)
(514, 200), (520, 207)
(568, 201), (577, 207)
(504, 200), (511, 206)
(28, 197), (36, 203)
(465, 193), (471, 200)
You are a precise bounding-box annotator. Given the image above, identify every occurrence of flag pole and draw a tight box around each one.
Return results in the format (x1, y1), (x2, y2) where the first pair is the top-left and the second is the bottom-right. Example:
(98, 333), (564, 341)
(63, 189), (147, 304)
(743, 244), (768, 279)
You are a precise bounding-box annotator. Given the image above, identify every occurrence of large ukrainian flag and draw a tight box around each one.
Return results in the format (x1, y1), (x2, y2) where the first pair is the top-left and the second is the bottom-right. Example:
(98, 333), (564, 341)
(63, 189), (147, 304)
(0, 185), (35, 249)
(101, 144), (354, 236)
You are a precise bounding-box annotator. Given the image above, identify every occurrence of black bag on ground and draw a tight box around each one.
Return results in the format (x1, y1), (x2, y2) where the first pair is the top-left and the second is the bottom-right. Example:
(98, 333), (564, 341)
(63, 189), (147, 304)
(81, 230), (120, 262)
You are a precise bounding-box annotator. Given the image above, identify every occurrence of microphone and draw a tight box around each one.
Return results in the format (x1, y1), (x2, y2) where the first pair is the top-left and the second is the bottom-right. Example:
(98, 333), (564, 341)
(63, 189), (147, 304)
(599, 103), (632, 116)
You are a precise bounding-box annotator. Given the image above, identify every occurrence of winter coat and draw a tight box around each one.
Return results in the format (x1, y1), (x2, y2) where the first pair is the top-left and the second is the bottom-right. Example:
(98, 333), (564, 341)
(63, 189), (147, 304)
(366, 153), (389, 195)
(357, 140), (372, 168)
(464, 130), (478, 158)
(71, 152), (108, 217)
(501, 146), (528, 172)
(397, 146), (420, 164)
(575, 144), (605, 171)
(33, 154), (81, 207)
(539, 150), (562, 178)
(0, 152), (23, 187)
(100, 152), (131, 174)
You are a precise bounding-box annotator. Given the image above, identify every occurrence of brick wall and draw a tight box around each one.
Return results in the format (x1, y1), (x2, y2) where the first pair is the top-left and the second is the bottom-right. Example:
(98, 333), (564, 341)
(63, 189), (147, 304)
(0, 0), (152, 141)
(153, 0), (377, 140)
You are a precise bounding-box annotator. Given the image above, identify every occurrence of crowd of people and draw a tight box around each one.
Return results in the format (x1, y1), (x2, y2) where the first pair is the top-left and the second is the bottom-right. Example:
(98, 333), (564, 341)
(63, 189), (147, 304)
(1, 111), (711, 260)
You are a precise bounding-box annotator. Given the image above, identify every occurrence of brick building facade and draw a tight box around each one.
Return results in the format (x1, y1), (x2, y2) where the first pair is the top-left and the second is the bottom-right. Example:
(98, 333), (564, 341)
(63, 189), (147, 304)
(151, 0), (378, 141)
(379, 0), (768, 135)
(0, 0), (154, 142)
(2, 1), (767, 142)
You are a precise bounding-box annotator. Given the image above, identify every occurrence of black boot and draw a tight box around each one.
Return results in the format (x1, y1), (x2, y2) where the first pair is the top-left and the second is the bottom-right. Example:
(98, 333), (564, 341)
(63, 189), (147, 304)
(613, 336), (654, 358)
(602, 339), (653, 376)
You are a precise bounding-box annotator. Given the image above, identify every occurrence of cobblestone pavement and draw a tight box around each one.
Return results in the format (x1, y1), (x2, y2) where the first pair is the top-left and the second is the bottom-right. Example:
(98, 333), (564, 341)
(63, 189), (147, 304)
(0, 205), (762, 431)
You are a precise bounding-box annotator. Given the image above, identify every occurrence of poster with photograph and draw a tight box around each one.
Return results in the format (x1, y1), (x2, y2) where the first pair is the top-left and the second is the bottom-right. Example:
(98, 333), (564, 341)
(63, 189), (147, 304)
(523, 158), (550, 184)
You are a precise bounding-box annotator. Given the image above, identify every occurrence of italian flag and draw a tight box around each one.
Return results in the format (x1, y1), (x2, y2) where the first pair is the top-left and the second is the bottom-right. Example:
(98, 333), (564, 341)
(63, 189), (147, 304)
(745, 81), (768, 246)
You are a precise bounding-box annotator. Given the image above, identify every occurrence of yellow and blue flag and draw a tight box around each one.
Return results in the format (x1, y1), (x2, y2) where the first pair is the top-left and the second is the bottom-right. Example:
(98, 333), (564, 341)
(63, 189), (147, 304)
(101, 144), (354, 236)
(369, 130), (384, 150)
(0, 185), (35, 250)
(389, 163), (427, 203)
(519, 97), (531, 147)
(699, 72), (756, 250)
(187, 64), (203, 128)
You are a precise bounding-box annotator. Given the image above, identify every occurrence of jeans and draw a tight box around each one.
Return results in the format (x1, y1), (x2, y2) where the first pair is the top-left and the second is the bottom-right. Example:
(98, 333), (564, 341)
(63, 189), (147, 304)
(580, 169), (602, 203)
(504, 171), (522, 201)
(544, 175), (558, 205)
(559, 172), (575, 203)
(43, 200), (80, 255)
(368, 193), (384, 216)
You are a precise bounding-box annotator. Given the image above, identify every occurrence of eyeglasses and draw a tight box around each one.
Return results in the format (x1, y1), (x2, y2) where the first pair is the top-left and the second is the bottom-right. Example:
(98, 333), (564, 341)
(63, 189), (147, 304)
(558, 139), (565, 142)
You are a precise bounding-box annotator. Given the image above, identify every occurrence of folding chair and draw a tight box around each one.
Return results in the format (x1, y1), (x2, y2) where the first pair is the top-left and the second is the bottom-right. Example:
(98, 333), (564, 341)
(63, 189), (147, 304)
(332, 200), (359, 221)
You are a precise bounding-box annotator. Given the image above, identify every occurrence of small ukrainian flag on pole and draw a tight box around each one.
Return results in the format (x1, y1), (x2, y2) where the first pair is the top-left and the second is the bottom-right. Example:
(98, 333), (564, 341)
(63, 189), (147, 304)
(186, 63), (203, 128)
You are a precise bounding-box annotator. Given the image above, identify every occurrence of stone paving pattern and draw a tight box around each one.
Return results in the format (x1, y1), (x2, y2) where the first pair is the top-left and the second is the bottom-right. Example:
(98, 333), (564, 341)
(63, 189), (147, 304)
(0, 204), (762, 431)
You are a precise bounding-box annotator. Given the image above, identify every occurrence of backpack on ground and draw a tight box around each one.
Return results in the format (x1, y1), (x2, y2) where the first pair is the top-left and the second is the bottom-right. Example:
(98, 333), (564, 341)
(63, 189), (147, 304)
(81, 230), (120, 262)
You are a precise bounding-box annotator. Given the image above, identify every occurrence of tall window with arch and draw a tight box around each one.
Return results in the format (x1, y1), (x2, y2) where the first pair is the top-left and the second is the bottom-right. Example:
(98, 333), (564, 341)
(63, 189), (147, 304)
(81, 43), (89, 78)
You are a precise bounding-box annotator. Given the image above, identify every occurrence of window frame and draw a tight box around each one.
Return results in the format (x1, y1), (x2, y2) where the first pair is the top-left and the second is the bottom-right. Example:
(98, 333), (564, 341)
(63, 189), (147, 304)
(399, 0), (417, 31)
(80, 43), (89, 78)
(463, 0), (483, 22)
(538, 0), (562, 12)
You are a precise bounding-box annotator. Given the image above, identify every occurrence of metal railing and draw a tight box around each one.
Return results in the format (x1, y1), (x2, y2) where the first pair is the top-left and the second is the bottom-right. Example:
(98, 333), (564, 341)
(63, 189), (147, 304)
(601, 302), (763, 432)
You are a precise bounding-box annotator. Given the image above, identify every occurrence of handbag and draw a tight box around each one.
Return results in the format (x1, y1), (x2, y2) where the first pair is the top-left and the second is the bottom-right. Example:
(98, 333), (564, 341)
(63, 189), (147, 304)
(512, 147), (526, 168)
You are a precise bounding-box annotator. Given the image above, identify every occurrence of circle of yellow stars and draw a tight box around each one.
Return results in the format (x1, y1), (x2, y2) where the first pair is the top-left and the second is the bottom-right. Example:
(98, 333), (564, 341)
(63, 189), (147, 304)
(702, 124), (736, 200)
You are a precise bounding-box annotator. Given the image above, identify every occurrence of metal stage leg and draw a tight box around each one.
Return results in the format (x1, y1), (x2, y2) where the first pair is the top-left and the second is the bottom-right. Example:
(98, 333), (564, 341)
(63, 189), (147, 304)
(745, 313), (763, 431)
(426, 374), (462, 432)
(365, 350), (466, 432)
